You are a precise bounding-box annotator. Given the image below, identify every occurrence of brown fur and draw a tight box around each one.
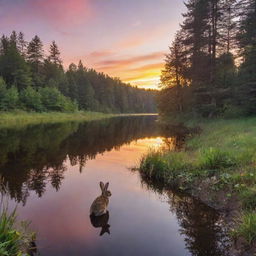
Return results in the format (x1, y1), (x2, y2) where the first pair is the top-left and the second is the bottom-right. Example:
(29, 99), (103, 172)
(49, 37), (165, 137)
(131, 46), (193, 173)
(90, 182), (111, 216)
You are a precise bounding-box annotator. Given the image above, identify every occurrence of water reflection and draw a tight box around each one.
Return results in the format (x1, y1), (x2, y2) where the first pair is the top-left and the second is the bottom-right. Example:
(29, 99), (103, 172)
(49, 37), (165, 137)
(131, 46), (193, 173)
(0, 116), (160, 204)
(90, 211), (111, 236)
(140, 182), (231, 256)
(0, 116), (231, 256)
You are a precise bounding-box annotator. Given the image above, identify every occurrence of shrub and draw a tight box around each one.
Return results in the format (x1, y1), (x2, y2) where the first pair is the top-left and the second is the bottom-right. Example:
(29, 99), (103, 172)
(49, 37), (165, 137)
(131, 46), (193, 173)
(198, 147), (236, 170)
(20, 86), (43, 112)
(140, 151), (189, 184)
(240, 189), (256, 210)
(1, 87), (19, 110)
(140, 151), (168, 181)
(0, 77), (7, 110)
(39, 87), (77, 112)
(0, 204), (35, 256)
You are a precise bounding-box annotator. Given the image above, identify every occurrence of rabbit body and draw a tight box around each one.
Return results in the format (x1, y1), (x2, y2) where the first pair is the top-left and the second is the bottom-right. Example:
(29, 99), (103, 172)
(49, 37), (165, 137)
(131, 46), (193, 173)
(90, 182), (111, 217)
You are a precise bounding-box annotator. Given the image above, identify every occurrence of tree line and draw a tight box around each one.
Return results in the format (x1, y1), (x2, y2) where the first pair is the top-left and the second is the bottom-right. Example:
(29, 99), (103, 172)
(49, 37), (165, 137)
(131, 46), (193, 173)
(0, 32), (156, 113)
(159, 0), (256, 117)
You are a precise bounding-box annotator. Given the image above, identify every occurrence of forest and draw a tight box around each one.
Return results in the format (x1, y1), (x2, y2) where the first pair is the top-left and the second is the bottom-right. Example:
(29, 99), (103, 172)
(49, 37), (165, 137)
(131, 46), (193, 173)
(158, 0), (256, 118)
(0, 32), (156, 113)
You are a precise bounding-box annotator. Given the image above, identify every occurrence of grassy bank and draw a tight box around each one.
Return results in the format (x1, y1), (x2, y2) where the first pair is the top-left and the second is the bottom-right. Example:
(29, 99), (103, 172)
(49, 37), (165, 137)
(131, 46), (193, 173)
(0, 205), (35, 256)
(139, 117), (256, 252)
(0, 111), (115, 128)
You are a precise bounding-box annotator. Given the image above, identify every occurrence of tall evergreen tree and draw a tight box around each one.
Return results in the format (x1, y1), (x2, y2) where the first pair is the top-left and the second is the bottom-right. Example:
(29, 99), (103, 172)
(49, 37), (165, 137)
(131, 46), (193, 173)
(48, 41), (62, 66)
(27, 35), (44, 86)
(17, 32), (28, 58)
(0, 36), (32, 90)
(182, 0), (210, 85)
(237, 0), (256, 82)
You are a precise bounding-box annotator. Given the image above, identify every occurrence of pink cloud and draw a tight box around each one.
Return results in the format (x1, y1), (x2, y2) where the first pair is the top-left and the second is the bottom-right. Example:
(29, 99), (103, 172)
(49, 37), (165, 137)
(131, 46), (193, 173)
(0, 0), (93, 30)
(30, 0), (92, 27)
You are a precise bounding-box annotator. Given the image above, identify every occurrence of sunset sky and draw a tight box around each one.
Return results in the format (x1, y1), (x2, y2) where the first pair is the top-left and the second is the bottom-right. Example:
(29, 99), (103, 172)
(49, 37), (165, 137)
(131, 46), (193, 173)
(0, 0), (185, 89)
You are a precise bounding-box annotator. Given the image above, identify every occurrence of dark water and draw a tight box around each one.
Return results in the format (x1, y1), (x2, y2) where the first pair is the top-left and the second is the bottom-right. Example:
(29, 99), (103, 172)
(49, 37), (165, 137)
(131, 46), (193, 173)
(0, 116), (230, 256)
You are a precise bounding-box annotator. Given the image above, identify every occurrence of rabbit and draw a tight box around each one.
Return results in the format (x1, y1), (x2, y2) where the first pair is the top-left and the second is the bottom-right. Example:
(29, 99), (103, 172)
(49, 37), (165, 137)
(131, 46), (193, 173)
(90, 182), (111, 217)
(90, 211), (110, 236)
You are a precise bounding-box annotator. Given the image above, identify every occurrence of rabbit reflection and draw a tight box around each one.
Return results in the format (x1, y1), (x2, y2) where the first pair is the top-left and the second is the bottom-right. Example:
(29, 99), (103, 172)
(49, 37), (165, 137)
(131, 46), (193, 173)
(90, 211), (110, 236)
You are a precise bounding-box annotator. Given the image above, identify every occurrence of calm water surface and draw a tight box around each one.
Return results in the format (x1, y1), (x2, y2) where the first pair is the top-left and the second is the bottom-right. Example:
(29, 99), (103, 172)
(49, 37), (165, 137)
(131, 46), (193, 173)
(0, 116), (230, 256)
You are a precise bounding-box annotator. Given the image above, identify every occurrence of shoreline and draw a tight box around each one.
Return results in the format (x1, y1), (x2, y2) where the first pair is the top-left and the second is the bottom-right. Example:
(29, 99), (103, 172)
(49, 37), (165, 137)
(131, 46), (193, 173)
(0, 111), (157, 128)
(138, 117), (256, 256)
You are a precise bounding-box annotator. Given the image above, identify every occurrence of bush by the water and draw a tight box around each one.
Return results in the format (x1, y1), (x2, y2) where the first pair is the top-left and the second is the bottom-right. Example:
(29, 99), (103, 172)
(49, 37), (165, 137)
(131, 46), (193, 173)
(198, 148), (236, 170)
(232, 212), (256, 245)
(0, 203), (35, 255)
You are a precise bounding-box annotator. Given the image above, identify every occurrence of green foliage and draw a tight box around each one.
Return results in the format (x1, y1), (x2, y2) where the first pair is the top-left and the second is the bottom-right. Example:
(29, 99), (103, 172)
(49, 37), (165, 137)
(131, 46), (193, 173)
(240, 189), (256, 211)
(139, 117), (256, 246)
(0, 111), (114, 128)
(39, 87), (77, 112)
(20, 86), (43, 112)
(232, 212), (256, 245)
(0, 77), (7, 110)
(0, 207), (21, 255)
(140, 150), (190, 186)
(158, 0), (256, 118)
(140, 151), (169, 181)
(198, 148), (236, 170)
(1, 87), (19, 111)
(0, 202), (35, 256)
(0, 36), (32, 90)
(0, 31), (156, 114)
(0, 77), (78, 112)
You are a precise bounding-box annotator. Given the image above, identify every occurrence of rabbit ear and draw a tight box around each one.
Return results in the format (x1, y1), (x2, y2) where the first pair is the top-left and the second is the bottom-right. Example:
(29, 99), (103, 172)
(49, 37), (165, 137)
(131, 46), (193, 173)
(100, 182), (104, 191)
(104, 182), (109, 191)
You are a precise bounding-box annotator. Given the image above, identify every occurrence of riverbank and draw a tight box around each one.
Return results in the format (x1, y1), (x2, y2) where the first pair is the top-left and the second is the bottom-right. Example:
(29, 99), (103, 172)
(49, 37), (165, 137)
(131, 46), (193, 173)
(139, 117), (256, 255)
(0, 205), (36, 255)
(0, 111), (115, 128)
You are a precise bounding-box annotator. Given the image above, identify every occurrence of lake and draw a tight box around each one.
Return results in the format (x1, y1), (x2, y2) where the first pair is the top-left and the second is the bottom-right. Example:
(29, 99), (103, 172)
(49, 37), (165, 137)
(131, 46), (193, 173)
(0, 115), (230, 256)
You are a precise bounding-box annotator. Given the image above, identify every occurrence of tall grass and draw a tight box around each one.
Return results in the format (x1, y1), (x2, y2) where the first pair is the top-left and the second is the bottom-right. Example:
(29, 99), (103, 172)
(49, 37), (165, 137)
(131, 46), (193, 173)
(0, 205), (21, 256)
(197, 148), (236, 170)
(0, 180), (35, 255)
(232, 212), (256, 245)
(0, 110), (115, 128)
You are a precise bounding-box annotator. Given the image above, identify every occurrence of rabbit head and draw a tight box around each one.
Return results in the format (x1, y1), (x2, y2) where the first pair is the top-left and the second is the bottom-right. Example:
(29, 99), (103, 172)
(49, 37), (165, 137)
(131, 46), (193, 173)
(100, 182), (111, 197)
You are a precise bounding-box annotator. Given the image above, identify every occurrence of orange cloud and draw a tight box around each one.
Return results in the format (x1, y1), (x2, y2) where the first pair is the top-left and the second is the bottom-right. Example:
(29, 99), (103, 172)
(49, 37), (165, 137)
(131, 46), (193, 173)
(89, 50), (114, 58)
(95, 52), (164, 71)
(126, 62), (164, 73)
(86, 51), (165, 89)
(66, 52), (164, 89)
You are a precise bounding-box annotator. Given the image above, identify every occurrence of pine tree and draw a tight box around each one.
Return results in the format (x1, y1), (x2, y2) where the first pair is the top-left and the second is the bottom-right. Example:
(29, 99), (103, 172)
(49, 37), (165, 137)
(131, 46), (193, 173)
(48, 41), (62, 66)
(181, 0), (210, 85)
(17, 32), (28, 58)
(27, 36), (44, 70)
(0, 36), (32, 90)
(219, 0), (237, 54)
(160, 31), (189, 113)
(9, 31), (18, 47)
(27, 35), (44, 86)
(237, 0), (256, 82)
